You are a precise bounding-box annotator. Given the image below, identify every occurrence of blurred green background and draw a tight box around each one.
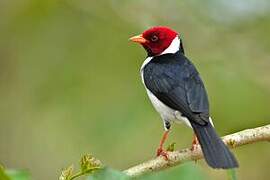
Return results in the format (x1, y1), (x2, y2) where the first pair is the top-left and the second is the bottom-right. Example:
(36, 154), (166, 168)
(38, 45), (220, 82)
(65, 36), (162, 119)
(0, 0), (270, 179)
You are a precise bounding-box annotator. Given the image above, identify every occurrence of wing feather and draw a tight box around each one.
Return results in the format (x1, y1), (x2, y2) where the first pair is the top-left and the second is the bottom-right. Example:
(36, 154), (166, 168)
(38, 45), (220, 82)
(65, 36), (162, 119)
(143, 52), (209, 125)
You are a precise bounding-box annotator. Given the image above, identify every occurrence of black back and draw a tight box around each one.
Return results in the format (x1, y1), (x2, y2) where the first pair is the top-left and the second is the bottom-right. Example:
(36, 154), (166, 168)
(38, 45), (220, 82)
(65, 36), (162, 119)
(143, 51), (209, 125)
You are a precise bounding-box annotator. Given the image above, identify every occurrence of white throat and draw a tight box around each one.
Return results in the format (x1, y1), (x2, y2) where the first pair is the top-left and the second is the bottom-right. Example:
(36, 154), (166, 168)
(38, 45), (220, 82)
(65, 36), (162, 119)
(160, 36), (180, 55)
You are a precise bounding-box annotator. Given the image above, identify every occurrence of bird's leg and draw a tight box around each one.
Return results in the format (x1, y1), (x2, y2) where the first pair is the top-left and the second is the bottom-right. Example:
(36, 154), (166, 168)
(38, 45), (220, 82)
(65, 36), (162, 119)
(156, 130), (170, 160)
(191, 133), (199, 151)
(156, 121), (171, 160)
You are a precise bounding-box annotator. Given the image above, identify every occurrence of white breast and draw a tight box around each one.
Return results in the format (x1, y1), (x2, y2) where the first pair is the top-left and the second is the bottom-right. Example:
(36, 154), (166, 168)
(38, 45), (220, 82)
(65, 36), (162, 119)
(140, 57), (191, 128)
(146, 88), (176, 121)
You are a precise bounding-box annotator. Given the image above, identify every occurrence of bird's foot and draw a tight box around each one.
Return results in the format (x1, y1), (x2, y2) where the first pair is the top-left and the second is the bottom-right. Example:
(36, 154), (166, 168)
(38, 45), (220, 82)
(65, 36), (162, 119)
(190, 135), (200, 164)
(156, 147), (169, 160)
(190, 135), (200, 151)
(191, 143), (200, 151)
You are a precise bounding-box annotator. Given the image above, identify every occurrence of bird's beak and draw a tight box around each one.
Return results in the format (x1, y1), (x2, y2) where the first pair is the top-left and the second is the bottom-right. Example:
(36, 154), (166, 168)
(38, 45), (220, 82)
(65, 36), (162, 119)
(129, 34), (148, 43)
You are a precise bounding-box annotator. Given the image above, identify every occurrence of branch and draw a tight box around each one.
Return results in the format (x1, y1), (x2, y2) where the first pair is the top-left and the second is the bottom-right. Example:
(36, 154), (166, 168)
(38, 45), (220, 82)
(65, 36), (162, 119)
(123, 124), (270, 177)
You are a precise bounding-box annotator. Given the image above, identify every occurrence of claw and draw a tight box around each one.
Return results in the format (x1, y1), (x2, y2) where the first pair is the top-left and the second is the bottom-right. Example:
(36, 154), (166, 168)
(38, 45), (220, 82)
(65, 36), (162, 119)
(156, 148), (169, 160)
(191, 134), (200, 151)
(156, 130), (170, 160)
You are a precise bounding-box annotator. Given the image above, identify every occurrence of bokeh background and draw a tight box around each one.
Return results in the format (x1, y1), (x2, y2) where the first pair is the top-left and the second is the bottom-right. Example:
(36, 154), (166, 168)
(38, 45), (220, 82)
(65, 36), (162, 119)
(0, 0), (270, 179)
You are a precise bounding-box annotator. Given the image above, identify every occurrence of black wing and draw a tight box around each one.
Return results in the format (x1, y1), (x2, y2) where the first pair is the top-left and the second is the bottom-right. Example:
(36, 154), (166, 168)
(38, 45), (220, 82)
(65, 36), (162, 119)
(143, 52), (209, 125)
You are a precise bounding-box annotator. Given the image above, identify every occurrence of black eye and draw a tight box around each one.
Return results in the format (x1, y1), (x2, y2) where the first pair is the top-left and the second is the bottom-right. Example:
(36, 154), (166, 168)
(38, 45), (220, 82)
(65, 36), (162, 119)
(151, 35), (159, 42)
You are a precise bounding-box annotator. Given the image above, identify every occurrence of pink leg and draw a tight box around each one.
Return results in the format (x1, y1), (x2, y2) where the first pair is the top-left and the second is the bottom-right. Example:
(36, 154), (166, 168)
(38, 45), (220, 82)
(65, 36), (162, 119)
(156, 130), (170, 160)
(191, 134), (199, 151)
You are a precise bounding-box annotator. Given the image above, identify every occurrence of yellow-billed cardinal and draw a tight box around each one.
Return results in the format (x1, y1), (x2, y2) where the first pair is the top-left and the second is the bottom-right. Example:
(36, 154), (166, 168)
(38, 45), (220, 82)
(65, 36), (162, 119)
(129, 26), (238, 169)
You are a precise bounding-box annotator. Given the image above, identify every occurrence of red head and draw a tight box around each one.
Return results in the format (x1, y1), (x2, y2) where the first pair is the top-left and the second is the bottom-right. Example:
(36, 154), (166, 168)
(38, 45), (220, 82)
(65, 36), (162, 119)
(130, 26), (179, 56)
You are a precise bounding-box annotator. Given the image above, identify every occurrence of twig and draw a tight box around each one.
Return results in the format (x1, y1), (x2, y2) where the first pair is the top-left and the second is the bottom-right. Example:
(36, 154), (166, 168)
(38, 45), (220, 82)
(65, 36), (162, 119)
(123, 124), (270, 177)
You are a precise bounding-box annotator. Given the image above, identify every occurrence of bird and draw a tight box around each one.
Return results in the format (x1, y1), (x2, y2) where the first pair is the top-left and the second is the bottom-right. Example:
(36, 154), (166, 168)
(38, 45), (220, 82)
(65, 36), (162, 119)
(129, 26), (238, 169)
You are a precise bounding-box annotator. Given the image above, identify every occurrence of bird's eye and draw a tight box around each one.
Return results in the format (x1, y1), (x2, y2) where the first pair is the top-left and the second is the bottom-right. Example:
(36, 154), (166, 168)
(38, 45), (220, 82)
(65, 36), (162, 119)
(151, 35), (159, 42)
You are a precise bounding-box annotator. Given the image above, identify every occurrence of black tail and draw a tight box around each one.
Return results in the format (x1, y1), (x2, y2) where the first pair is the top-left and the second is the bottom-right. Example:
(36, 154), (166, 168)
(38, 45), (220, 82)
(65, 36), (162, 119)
(191, 122), (239, 169)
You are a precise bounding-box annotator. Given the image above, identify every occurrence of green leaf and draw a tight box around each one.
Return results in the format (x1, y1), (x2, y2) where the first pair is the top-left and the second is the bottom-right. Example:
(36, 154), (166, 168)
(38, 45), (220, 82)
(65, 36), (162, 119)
(0, 166), (10, 180)
(227, 169), (238, 180)
(80, 154), (102, 173)
(0, 166), (30, 180)
(138, 163), (206, 180)
(166, 142), (176, 152)
(59, 165), (74, 180)
(6, 170), (31, 180)
(87, 167), (129, 180)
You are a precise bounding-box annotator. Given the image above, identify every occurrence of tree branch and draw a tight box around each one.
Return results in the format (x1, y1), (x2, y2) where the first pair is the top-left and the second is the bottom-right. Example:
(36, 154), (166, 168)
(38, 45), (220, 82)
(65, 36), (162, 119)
(123, 124), (270, 177)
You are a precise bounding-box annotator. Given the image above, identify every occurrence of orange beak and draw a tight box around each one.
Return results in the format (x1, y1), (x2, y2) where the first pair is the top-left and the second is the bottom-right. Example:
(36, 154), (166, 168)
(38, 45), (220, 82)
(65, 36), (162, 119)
(129, 34), (148, 43)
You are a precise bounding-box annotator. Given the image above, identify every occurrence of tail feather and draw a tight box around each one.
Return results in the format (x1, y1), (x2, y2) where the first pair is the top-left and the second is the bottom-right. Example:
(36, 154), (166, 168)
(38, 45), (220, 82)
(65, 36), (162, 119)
(191, 122), (239, 169)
